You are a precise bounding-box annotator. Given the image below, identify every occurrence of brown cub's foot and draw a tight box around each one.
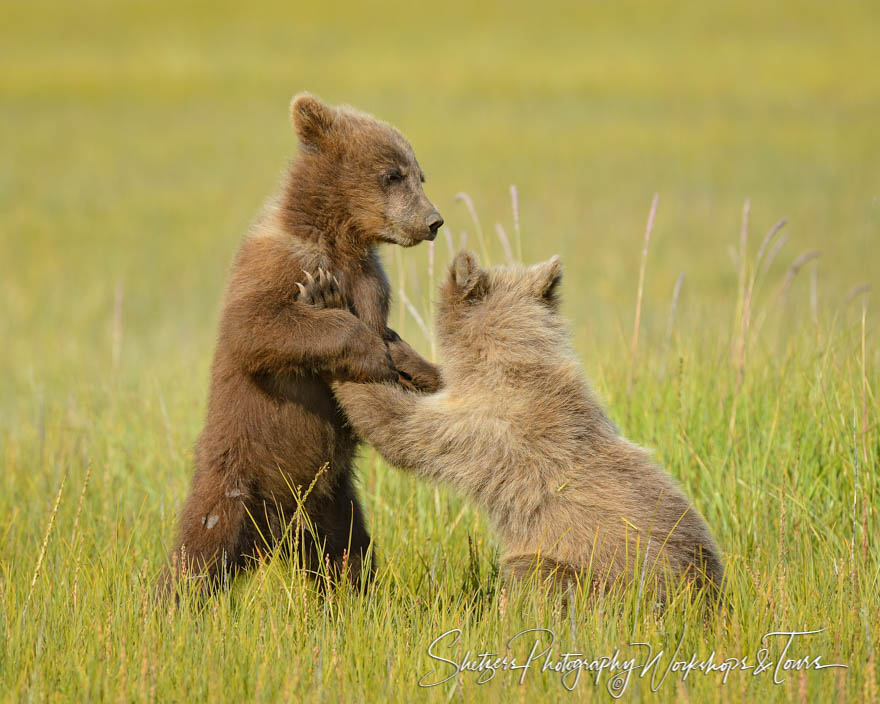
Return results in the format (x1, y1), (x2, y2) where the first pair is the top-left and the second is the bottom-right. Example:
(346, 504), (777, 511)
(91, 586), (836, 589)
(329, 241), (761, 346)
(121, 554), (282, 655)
(295, 268), (346, 309)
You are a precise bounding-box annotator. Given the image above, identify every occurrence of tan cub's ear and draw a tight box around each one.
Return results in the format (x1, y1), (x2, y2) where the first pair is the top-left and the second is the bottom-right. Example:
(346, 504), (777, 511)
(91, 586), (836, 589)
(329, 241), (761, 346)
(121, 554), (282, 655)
(451, 250), (488, 301)
(533, 255), (563, 305)
(290, 93), (335, 149)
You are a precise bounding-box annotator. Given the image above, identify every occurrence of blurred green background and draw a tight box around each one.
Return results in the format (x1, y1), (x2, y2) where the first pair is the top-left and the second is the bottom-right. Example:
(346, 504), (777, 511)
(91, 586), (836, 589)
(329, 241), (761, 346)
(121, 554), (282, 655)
(2, 0), (877, 413)
(2, 2), (878, 701)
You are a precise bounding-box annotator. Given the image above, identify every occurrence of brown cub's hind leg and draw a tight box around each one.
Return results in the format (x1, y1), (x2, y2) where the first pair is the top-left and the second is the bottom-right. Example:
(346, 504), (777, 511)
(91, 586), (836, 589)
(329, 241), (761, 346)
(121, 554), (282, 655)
(300, 471), (374, 589)
(162, 470), (262, 599)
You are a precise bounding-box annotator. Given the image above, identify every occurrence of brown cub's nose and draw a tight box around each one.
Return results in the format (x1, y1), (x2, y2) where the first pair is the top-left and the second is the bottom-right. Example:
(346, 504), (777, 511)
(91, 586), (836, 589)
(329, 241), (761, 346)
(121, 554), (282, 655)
(426, 212), (444, 238)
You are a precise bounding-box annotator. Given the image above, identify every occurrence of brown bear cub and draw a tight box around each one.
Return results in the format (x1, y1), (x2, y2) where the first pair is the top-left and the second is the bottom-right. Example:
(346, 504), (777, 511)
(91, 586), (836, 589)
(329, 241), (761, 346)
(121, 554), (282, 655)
(165, 94), (443, 593)
(327, 251), (724, 601)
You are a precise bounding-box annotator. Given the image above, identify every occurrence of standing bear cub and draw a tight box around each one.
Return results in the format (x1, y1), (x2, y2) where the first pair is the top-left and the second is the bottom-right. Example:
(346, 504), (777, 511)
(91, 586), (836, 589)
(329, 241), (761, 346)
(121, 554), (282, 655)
(329, 251), (724, 601)
(165, 94), (443, 592)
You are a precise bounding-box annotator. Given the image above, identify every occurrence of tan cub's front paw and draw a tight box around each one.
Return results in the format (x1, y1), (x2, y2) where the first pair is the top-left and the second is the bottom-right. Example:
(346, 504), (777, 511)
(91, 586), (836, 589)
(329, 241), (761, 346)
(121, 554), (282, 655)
(295, 268), (346, 310)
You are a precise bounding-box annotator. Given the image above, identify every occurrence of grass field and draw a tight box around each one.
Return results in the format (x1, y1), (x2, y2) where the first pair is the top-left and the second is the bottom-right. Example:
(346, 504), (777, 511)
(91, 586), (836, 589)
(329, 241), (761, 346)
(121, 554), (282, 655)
(1, 0), (878, 701)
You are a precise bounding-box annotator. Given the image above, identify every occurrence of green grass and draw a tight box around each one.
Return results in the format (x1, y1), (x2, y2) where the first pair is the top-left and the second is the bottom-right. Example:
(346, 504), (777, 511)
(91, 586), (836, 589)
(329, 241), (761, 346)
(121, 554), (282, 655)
(1, 0), (877, 701)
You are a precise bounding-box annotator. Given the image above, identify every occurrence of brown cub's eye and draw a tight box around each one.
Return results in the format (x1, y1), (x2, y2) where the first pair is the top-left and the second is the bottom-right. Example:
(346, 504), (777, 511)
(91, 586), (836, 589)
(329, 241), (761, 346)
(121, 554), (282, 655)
(383, 169), (403, 185)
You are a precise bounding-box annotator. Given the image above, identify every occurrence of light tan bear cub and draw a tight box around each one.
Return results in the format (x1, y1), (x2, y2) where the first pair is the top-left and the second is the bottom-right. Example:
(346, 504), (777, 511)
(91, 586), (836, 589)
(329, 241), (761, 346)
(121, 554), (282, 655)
(331, 250), (724, 600)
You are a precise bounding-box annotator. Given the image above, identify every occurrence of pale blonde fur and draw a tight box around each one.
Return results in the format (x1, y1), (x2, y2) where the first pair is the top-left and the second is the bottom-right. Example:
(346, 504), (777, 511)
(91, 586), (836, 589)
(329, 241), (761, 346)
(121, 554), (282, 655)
(333, 251), (723, 600)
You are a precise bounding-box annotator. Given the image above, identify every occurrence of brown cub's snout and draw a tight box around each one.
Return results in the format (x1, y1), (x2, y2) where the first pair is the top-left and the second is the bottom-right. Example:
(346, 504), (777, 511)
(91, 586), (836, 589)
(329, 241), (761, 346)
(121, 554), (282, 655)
(425, 211), (444, 239)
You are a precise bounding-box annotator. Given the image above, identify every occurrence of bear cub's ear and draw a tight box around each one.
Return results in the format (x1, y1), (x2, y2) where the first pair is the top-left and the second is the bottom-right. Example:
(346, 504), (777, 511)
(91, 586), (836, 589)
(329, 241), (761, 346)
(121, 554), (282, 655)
(451, 250), (488, 302)
(290, 93), (335, 149)
(531, 255), (563, 306)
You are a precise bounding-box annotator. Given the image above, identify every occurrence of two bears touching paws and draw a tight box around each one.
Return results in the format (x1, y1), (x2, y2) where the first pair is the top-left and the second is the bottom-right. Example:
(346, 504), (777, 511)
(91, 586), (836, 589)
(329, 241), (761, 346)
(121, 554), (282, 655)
(294, 269), (424, 392)
(309, 251), (724, 603)
(164, 93), (722, 605)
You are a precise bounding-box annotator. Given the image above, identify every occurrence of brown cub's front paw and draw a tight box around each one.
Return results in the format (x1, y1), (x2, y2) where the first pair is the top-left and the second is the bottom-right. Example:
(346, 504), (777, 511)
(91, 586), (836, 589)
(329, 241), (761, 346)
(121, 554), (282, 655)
(349, 337), (400, 383)
(382, 327), (401, 343)
(295, 268), (346, 310)
(343, 323), (400, 383)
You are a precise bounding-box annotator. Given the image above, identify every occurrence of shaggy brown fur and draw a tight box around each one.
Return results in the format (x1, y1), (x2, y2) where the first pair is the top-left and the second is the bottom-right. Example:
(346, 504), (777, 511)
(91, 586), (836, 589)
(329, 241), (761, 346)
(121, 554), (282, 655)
(331, 251), (724, 601)
(164, 94), (443, 594)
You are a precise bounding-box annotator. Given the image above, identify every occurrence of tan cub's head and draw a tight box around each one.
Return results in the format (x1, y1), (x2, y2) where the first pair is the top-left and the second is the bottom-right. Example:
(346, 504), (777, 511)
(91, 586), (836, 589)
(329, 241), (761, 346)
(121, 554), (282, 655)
(289, 93), (443, 247)
(437, 250), (569, 370)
